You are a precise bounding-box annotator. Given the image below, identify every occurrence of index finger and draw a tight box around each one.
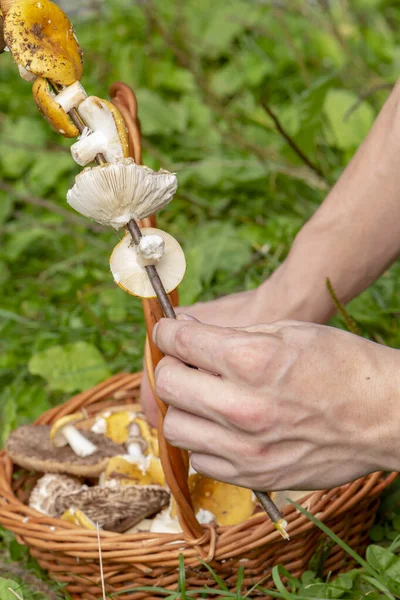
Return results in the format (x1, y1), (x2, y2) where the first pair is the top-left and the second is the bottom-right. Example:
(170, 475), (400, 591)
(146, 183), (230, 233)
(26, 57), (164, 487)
(153, 319), (236, 376)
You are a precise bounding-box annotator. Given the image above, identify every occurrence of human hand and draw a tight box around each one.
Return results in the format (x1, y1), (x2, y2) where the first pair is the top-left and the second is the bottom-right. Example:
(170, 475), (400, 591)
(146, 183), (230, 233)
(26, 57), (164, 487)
(140, 288), (269, 426)
(153, 318), (399, 491)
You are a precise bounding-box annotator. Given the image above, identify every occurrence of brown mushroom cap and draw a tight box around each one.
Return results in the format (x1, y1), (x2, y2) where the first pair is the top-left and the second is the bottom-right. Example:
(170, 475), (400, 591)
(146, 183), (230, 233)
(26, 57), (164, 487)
(55, 485), (170, 533)
(4, 0), (83, 85)
(32, 77), (79, 138)
(6, 425), (125, 477)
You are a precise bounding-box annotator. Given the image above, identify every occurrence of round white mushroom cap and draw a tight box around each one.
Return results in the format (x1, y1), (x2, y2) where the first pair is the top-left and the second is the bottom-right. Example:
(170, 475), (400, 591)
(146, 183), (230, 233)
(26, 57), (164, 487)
(67, 158), (178, 230)
(110, 228), (186, 298)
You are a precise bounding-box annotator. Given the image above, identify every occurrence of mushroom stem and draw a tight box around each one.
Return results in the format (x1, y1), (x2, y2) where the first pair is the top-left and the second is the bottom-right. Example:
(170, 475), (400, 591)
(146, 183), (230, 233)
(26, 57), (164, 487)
(51, 81), (107, 166)
(71, 129), (108, 166)
(62, 425), (97, 458)
(55, 81), (87, 113)
(127, 219), (176, 319)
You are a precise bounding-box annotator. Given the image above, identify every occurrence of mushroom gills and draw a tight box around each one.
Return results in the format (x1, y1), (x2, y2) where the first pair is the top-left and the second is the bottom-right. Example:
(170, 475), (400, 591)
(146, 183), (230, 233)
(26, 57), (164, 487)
(66, 158), (178, 230)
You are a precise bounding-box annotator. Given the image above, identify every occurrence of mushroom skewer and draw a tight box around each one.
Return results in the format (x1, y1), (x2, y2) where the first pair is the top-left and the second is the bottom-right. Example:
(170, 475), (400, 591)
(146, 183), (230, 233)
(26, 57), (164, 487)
(54, 83), (289, 541)
(51, 81), (177, 318)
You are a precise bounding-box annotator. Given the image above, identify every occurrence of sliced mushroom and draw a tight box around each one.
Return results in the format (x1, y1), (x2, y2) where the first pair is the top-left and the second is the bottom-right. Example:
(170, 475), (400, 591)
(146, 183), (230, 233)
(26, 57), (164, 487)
(66, 158), (178, 230)
(110, 228), (186, 299)
(4, 0), (83, 85)
(55, 485), (170, 533)
(50, 413), (97, 458)
(32, 78), (87, 137)
(6, 424), (125, 477)
(32, 77), (79, 138)
(29, 473), (82, 517)
(70, 97), (129, 166)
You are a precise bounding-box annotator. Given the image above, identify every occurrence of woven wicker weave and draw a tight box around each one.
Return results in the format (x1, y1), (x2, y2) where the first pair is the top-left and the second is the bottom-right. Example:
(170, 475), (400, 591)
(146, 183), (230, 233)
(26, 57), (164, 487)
(0, 373), (396, 599)
(0, 83), (397, 598)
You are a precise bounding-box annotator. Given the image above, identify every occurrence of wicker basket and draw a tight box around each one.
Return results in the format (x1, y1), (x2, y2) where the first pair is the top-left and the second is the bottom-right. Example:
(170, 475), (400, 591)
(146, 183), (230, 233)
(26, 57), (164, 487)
(0, 83), (396, 598)
(0, 372), (396, 599)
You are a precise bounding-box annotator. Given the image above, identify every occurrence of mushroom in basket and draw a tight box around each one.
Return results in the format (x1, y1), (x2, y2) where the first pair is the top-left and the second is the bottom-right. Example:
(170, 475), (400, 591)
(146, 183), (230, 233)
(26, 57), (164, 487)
(28, 473), (170, 533)
(5, 412), (126, 477)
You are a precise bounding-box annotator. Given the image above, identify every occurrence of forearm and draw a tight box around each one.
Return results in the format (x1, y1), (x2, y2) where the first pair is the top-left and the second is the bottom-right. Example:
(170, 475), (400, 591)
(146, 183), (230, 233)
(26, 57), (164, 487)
(260, 80), (400, 324)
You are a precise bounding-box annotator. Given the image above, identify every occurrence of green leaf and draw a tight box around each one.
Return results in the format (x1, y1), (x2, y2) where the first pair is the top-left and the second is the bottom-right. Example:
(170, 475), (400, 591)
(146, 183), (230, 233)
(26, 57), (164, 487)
(0, 190), (14, 225)
(0, 578), (25, 599)
(180, 222), (253, 303)
(28, 341), (111, 393)
(323, 89), (375, 150)
(135, 89), (187, 136)
(4, 228), (56, 262)
(27, 152), (75, 195)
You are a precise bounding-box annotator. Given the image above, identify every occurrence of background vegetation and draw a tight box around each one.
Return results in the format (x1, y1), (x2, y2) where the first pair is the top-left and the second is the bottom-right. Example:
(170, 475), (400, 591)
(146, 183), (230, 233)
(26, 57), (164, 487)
(1, 0), (400, 596)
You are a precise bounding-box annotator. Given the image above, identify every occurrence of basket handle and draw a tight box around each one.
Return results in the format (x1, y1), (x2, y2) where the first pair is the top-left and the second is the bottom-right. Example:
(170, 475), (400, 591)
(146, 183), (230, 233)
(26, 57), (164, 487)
(110, 83), (204, 541)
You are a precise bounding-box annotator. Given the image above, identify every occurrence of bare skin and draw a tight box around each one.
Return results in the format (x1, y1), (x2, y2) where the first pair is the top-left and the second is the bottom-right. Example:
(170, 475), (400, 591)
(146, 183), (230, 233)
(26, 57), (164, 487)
(154, 317), (400, 490)
(142, 80), (400, 488)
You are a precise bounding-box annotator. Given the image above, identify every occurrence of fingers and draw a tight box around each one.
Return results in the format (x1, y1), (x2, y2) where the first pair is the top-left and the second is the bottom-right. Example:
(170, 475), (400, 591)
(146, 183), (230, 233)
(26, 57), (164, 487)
(190, 453), (238, 483)
(153, 318), (240, 376)
(164, 407), (239, 460)
(155, 355), (235, 425)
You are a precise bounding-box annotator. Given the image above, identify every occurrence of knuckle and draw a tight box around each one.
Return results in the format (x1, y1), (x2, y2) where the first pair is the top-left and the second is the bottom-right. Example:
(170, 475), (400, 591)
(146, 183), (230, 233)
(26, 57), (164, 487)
(163, 411), (178, 443)
(174, 325), (191, 357)
(154, 358), (175, 398)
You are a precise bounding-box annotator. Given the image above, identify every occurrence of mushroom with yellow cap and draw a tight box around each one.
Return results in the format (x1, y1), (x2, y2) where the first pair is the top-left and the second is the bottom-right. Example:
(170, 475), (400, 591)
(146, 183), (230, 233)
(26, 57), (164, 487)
(70, 97), (129, 166)
(66, 158), (178, 230)
(3, 0), (83, 85)
(110, 228), (186, 299)
(32, 77), (87, 138)
(50, 413), (98, 458)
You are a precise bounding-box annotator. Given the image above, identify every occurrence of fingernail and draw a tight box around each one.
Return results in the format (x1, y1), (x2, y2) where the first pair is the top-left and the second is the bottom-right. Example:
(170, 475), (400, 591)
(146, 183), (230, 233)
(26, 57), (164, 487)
(152, 322), (159, 343)
(177, 313), (197, 321)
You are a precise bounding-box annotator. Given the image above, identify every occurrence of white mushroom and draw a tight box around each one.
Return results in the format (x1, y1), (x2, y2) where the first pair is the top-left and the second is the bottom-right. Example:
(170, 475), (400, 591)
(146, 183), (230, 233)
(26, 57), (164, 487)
(70, 96), (129, 166)
(66, 158), (178, 230)
(29, 473), (82, 517)
(149, 507), (183, 534)
(50, 413), (97, 458)
(110, 228), (186, 298)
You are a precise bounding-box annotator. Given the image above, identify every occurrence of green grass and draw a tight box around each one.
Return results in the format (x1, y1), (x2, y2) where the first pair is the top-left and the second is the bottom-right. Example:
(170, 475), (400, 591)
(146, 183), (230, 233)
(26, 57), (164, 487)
(1, 0), (400, 596)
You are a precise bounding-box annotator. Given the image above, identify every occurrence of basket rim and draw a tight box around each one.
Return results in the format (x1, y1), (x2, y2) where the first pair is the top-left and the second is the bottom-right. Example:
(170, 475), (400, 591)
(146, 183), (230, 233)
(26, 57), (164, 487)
(0, 372), (397, 564)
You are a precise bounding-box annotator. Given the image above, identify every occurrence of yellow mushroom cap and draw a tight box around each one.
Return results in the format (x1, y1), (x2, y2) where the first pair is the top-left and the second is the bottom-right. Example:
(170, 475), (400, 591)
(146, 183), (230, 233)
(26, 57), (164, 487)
(103, 456), (165, 487)
(32, 77), (79, 138)
(50, 412), (86, 444)
(110, 228), (186, 299)
(4, 0), (83, 85)
(61, 508), (96, 530)
(189, 474), (255, 527)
